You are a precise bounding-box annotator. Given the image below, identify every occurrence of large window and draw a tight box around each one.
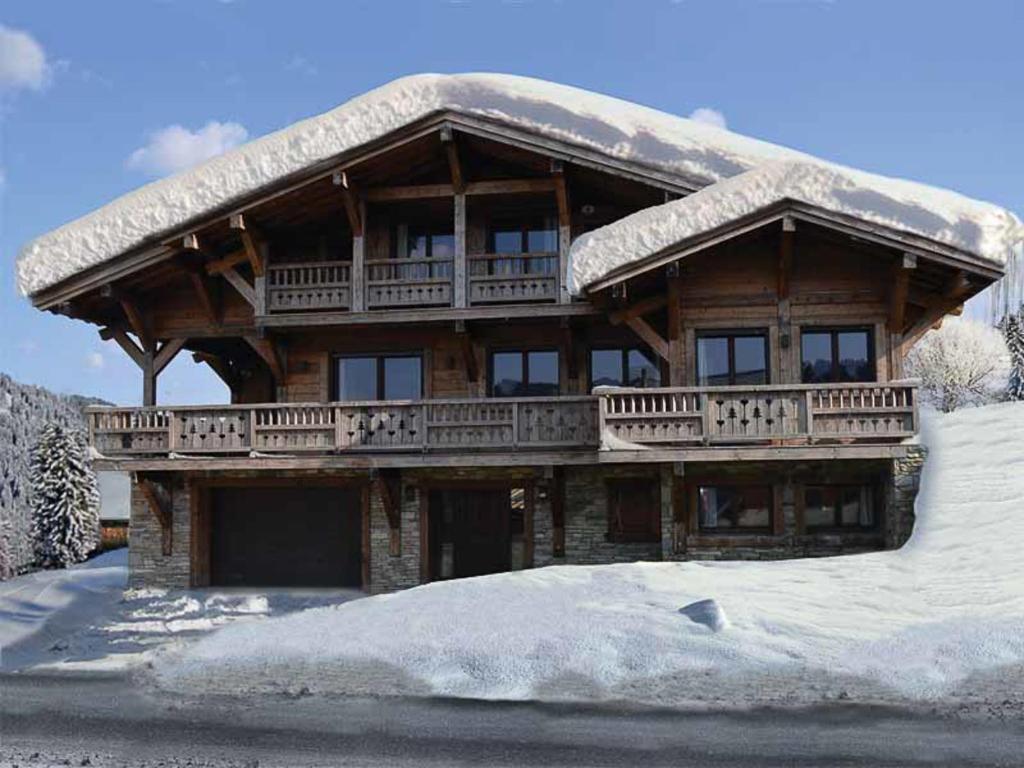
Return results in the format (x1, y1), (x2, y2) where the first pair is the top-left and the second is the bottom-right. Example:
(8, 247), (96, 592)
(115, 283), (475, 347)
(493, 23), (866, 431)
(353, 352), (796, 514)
(697, 485), (772, 532)
(696, 332), (769, 386)
(590, 348), (661, 389)
(801, 328), (874, 383)
(489, 350), (559, 397)
(393, 224), (453, 279)
(334, 354), (422, 401)
(804, 485), (877, 531)
(487, 218), (558, 275)
(607, 479), (660, 543)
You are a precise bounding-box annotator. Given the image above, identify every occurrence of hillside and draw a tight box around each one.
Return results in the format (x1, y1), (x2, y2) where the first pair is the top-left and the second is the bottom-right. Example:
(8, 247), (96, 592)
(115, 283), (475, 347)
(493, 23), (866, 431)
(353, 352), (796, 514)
(153, 403), (1024, 711)
(0, 373), (109, 575)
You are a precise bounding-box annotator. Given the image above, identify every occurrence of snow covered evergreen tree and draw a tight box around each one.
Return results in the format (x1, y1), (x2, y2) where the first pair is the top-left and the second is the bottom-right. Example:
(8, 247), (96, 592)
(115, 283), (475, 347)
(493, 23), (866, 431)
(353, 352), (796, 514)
(1001, 308), (1024, 401)
(30, 423), (101, 568)
(906, 318), (1008, 412)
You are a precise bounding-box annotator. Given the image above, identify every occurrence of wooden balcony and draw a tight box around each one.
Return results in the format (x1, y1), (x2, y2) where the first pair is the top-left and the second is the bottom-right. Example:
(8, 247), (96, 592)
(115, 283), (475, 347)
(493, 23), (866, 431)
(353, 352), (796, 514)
(261, 253), (560, 314)
(86, 382), (918, 462)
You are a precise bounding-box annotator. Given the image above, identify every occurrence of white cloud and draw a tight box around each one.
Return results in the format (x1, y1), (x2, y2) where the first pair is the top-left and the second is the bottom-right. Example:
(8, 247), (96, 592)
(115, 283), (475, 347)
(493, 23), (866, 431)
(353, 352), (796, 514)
(86, 352), (105, 370)
(127, 121), (249, 177)
(688, 107), (727, 130)
(0, 24), (50, 92)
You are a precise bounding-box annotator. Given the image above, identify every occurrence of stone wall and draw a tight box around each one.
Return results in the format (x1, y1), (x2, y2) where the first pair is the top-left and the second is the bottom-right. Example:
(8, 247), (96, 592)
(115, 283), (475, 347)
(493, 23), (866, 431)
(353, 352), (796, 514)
(888, 445), (927, 549)
(128, 476), (192, 589)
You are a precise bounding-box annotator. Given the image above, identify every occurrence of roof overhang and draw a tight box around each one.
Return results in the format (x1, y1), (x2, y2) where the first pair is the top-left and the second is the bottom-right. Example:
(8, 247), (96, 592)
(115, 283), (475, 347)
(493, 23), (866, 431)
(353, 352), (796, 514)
(582, 199), (1006, 296)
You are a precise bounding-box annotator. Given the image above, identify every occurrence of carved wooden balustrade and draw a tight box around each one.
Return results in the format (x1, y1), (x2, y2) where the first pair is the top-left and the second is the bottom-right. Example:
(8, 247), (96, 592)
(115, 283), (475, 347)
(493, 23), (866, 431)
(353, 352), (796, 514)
(266, 261), (351, 312)
(86, 382), (917, 459)
(365, 257), (453, 308)
(599, 381), (919, 446)
(468, 253), (558, 304)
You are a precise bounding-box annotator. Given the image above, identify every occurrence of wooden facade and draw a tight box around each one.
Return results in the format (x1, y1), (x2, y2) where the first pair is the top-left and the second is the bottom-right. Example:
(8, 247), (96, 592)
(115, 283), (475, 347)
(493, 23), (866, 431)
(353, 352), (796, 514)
(30, 113), (1001, 591)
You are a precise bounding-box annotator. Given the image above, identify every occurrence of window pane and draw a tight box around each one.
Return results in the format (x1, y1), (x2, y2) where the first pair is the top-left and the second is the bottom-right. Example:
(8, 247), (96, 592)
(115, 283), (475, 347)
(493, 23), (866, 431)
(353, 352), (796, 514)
(837, 331), (872, 382)
(697, 337), (730, 386)
(527, 226), (558, 253)
(840, 486), (874, 527)
(591, 349), (623, 388)
(734, 336), (768, 385)
(801, 332), (833, 383)
(699, 486), (771, 529)
(383, 356), (422, 400)
(627, 349), (661, 388)
(492, 230), (522, 253)
(407, 231), (428, 259)
(526, 351), (559, 396)
(337, 357), (377, 401)
(491, 352), (524, 397)
(804, 486), (836, 529)
(430, 233), (455, 259)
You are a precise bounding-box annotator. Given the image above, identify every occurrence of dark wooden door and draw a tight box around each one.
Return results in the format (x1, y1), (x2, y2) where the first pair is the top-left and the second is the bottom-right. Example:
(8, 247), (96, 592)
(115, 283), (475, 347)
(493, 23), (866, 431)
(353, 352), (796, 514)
(209, 486), (362, 587)
(448, 489), (511, 578)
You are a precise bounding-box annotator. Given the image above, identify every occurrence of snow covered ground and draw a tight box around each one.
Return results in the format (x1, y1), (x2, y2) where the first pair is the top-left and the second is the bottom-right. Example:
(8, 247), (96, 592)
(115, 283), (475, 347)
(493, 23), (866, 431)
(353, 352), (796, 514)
(150, 403), (1024, 712)
(0, 550), (358, 672)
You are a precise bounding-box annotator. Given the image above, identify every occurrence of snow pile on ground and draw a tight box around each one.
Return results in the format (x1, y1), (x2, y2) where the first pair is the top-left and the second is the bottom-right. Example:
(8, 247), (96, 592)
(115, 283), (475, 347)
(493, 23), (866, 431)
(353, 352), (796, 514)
(153, 403), (1024, 706)
(568, 161), (1022, 292)
(17, 73), (1022, 296)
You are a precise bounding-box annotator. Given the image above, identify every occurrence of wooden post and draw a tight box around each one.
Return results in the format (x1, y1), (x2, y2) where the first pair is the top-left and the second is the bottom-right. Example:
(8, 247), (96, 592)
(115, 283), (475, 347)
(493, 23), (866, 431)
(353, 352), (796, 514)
(351, 200), (366, 312)
(453, 193), (467, 308)
(554, 171), (571, 304)
(142, 347), (156, 406)
(667, 265), (683, 386)
(777, 217), (796, 383)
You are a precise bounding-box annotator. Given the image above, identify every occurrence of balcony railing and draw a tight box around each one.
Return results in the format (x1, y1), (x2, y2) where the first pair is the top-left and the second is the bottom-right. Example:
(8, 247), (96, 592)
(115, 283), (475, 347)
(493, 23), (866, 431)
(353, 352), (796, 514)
(86, 382), (917, 459)
(468, 253), (558, 304)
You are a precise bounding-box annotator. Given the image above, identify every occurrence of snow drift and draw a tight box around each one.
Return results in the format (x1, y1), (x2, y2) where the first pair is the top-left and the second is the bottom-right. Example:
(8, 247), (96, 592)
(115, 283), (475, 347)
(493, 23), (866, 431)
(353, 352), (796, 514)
(16, 73), (1023, 296)
(153, 403), (1024, 705)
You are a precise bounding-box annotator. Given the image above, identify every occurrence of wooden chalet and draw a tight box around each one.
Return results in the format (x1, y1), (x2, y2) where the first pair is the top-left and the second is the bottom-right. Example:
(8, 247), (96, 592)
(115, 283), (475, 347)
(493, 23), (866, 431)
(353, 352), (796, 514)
(19, 75), (1005, 591)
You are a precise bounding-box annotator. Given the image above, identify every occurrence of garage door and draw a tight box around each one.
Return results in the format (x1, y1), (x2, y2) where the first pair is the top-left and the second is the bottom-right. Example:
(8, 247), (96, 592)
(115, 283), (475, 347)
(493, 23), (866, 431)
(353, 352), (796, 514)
(209, 486), (363, 587)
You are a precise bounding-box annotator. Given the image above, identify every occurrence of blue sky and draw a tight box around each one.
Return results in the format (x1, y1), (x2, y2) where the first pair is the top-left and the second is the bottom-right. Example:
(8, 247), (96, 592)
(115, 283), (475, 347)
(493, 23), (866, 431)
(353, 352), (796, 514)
(1, 0), (1021, 406)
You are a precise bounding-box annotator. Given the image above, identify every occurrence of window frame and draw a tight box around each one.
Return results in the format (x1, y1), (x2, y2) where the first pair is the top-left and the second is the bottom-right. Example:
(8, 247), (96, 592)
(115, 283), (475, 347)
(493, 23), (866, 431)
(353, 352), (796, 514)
(799, 326), (876, 384)
(485, 216), (559, 276)
(694, 329), (770, 387)
(331, 352), (424, 402)
(606, 477), (661, 543)
(801, 483), (880, 533)
(587, 346), (663, 390)
(693, 482), (775, 534)
(487, 348), (561, 398)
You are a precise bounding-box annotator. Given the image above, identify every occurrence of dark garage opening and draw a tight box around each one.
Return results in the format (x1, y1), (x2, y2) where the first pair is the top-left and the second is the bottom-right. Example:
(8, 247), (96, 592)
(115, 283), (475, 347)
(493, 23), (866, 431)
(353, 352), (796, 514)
(209, 486), (363, 587)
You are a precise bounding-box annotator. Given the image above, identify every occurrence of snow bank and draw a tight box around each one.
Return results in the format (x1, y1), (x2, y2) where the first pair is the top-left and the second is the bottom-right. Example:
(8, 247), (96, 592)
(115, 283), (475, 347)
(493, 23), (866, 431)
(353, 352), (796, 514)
(154, 403), (1024, 704)
(16, 73), (1022, 296)
(569, 161), (1024, 292)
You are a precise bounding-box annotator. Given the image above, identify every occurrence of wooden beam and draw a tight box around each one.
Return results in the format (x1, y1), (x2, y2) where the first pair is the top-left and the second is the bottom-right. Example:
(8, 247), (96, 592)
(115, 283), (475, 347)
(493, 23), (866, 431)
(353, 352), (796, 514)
(333, 171), (363, 237)
(102, 327), (145, 368)
(667, 274), (683, 386)
(778, 216), (795, 300)
(888, 256), (914, 333)
(623, 315), (670, 362)
(361, 178), (558, 202)
(187, 267), (221, 325)
(466, 178), (557, 196)
(453, 193), (467, 308)
(561, 320), (579, 381)
(153, 338), (186, 376)
(204, 248), (249, 276)
(440, 126), (465, 194)
(244, 335), (285, 382)
(137, 475), (173, 556)
(230, 214), (265, 277)
(363, 183), (453, 202)
(351, 199), (367, 311)
(455, 320), (478, 382)
(222, 267), (257, 309)
(114, 293), (153, 351)
(609, 294), (668, 325)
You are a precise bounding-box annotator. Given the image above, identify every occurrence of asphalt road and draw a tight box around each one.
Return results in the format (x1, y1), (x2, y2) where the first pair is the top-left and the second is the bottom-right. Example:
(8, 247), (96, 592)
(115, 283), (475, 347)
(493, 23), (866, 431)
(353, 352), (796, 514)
(2, 672), (1023, 767)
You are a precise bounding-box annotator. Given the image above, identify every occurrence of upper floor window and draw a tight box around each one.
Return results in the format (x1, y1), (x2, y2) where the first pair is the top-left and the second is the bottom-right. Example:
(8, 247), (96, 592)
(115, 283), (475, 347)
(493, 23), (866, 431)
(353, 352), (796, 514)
(487, 218), (558, 276)
(803, 485), (877, 531)
(696, 331), (768, 386)
(334, 354), (422, 401)
(489, 349), (559, 397)
(392, 224), (453, 279)
(590, 348), (661, 389)
(801, 328), (874, 383)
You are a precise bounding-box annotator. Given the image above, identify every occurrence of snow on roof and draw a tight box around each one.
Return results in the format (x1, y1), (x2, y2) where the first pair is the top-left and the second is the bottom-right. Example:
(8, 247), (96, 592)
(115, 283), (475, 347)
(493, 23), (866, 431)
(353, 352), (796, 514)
(15, 72), (1023, 296)
(568, 160), (1024, 293)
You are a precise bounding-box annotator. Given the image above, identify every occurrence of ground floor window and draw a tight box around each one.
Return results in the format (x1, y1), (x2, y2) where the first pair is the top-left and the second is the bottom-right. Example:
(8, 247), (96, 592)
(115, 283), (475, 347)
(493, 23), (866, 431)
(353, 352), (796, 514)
(334, 354), (422, 401)
(697, 485), (772, 532)
(803, 485), (877, 531)
(607, 478), (660, 542)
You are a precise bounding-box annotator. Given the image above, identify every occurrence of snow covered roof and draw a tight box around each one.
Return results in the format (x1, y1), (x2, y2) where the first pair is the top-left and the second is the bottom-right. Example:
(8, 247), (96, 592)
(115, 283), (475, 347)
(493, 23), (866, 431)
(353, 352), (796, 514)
(569, 161), (1023, 292)
(16, 72), (1023, 297)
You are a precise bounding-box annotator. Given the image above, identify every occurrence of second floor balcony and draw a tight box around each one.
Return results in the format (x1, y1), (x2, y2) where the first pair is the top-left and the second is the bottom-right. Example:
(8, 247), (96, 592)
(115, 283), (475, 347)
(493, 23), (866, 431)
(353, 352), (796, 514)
(87, 381), (919, 464)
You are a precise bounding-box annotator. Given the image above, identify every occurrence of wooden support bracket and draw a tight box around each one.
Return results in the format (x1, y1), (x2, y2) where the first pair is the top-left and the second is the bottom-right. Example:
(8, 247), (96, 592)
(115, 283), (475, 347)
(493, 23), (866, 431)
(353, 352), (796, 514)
(333, 171), (363, 237)
(137, 474), (173, 556)
(230, 214), (265, 277)
(153, 338), (186, 376)
(222, 267), (258, 309)
(440, 126), (465, 194)
(623, 315), (670, 362)
(244, 335), (285, 382)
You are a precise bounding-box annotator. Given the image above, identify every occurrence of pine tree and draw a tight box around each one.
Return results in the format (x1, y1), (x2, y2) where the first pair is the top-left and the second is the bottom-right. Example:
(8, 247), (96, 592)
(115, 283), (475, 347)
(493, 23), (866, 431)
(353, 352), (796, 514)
(1002, 308), (1024, 402)
(30, 423), (101, 568)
